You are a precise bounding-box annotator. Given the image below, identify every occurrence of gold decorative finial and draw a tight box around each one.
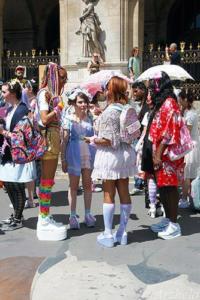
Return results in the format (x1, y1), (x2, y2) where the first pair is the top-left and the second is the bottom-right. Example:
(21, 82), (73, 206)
(32, 49), (36, 58)
(180, 41), (185, 52)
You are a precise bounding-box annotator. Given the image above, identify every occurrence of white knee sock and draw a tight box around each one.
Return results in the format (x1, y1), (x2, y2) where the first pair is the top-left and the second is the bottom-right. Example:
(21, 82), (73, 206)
(103, 203), (115, 235)
(117, 204), (132, 236)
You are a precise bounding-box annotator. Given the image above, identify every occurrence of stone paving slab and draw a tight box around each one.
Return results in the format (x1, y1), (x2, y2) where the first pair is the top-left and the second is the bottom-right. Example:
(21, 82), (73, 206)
(0, 256), (43, 300)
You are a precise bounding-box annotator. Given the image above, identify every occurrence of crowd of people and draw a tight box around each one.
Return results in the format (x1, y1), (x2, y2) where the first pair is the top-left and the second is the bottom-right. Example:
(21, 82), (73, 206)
(0, 52), (199, 247)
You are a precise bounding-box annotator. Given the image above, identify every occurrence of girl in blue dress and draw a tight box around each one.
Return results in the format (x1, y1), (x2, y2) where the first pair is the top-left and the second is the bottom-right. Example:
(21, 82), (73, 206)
(61, 89), (96, 229)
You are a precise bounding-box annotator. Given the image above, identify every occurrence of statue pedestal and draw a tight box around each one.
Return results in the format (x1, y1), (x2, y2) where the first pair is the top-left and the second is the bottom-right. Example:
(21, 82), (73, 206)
(65, 59), (129, 91)
(60, 0), (144, 88)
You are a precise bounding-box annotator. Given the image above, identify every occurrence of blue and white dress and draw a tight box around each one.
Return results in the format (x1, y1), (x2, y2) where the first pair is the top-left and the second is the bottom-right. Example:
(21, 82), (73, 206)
(61, 113), (96, 176)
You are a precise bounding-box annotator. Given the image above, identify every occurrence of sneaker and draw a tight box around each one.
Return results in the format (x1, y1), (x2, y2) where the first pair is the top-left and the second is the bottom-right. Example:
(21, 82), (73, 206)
(24, 200), (36, 209)
(113, 231), (127, 245)
(37, 215), (67, 241)
(69, 215), (80, 230)
(178, 199), (190, 209)
(92, 186), (102, 193)
(1, 218), (23, 231)
(84, 214), (96, 227)
(148, 204), (156, 218)
(1, 214), (14, 225)
(158, 222), (181, 240)
(150, 218), (169, 233)
(97, 232), (114, 248)
(0, 229), (5, 235)
(129, 188), (141, 195)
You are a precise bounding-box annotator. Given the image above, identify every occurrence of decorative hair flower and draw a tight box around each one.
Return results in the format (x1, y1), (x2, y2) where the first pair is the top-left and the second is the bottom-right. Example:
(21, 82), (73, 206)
(66, 87), (92, 101)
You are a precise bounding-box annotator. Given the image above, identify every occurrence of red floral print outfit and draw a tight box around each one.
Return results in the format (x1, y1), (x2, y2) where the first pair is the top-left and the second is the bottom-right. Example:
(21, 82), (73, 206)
(149, 97), (184, 187)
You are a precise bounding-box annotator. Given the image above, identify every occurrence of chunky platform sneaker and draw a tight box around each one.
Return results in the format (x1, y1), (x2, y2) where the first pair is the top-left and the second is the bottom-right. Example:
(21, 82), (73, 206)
(37, 215), (67, 241)
(97, 233), (114, 248)
(69, 215), (80, 230)
(150, 218), (169, 233)
(84, 214), (96, 227)
(113, 231), (128, 245)
(158, 222), (181, 240)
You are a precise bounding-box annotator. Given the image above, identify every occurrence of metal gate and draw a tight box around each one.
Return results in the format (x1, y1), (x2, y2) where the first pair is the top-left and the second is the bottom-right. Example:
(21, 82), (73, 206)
(142, 42), (200, 100)
(2, 49), (60, 82)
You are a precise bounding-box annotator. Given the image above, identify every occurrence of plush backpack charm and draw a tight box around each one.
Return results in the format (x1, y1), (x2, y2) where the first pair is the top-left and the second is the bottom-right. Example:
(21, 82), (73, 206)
(10, 117), (47, 164)
(119, 104), (141, 143)
(110, 104), (141, 144)
(167, 119), (193, 161)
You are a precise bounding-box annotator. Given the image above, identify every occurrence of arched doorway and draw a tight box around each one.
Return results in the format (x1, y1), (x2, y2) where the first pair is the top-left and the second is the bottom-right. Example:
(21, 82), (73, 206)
(3, 0), (60, 52)
(1, 0), (60, 80)
(45, 3), (60, 52)
(167, 0), (200, 43)
(3, 0), (34, 52)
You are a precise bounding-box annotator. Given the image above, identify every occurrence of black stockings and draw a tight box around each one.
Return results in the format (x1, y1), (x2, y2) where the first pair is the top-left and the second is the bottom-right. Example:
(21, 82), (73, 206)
(159, 186), (179, 223)
(4, 182), (26, 220)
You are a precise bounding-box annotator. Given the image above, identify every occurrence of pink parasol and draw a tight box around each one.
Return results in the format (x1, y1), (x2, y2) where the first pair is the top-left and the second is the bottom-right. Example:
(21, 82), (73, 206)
(80, 82), (102, 99)
(84, 70), (132, 88)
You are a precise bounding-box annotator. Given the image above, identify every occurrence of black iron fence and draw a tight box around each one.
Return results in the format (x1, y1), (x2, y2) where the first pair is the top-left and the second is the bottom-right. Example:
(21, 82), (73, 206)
(143, 42), (200, 100)
(2, 49), (60, 82)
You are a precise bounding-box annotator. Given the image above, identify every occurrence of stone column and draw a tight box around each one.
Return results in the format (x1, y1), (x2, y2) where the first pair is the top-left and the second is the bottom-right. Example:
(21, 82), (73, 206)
(59, 0), (68, 66)
(132, 0), (144, 52)
(120, 0), (129, 61)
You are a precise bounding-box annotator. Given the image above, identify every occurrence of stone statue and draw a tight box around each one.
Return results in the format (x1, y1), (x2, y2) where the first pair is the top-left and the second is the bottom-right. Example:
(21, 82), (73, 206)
(76, 0), (104, 59)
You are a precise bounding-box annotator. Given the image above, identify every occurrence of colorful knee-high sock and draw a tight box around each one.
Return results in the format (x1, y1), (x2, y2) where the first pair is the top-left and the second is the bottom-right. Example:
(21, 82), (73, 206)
(39, 179), (54, 218)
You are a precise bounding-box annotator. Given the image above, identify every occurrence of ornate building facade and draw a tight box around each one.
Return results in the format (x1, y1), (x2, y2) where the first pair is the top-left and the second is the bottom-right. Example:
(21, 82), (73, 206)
(0, 0), (199, 83)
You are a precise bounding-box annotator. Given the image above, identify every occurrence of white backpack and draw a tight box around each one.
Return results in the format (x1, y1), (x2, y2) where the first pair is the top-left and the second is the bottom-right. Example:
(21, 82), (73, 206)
(110, 104), (141, 144)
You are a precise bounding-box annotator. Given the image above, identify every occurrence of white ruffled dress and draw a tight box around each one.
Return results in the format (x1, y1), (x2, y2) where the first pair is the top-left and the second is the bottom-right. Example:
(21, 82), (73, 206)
(184, 109), (200, 179)
(92, 104), (137, 180)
